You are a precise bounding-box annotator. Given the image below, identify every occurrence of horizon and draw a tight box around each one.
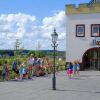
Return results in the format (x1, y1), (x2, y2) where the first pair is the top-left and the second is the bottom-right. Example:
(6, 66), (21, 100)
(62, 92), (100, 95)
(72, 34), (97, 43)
(0, 49), (65, 52)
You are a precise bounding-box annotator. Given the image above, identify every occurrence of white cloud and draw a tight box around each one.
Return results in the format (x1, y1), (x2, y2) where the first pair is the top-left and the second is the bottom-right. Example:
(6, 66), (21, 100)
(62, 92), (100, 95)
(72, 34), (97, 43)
(0, 11), (66, 50)
(41, 11), (66, 42)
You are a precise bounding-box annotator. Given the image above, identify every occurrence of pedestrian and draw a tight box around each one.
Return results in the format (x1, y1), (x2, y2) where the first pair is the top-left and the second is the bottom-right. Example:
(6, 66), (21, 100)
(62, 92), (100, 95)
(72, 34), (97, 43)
(72, 61), (77, 77)
(2, 61), (10, 81)
(12, 60), (19, 79)
(27, 54), (34, 76)
(76, 61), (80, 76)
(66, 62), (73, 78)
(19, 63), (24, 80)
(22, 61), (28, 79)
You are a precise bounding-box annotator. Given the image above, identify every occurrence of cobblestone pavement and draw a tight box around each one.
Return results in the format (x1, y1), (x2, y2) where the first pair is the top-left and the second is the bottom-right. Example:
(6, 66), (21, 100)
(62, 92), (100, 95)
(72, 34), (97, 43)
(0, 71), (100, 100)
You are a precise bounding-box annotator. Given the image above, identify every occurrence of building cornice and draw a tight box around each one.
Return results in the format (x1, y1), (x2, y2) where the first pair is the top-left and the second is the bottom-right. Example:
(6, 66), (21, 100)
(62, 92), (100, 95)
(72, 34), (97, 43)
(65, 3), (100, 15)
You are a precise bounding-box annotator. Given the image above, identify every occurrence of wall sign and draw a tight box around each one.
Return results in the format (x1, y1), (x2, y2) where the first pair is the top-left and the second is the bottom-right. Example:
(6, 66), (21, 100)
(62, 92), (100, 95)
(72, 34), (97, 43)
(96, 40), (100, 46)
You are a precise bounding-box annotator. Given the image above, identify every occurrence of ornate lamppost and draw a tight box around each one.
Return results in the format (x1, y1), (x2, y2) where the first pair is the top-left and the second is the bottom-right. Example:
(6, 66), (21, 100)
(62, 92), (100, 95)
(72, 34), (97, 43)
(51, 28), (58, 90)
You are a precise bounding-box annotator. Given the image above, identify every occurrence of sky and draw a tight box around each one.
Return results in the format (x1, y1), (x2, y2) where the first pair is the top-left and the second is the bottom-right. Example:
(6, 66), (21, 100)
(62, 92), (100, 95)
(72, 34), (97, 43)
(0, 0), (90, 51)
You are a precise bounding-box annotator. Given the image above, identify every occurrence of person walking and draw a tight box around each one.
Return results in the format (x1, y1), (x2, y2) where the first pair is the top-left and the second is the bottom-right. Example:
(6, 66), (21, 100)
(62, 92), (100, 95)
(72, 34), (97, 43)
(73, 61), (77, 77)
(19, 63), (24, 80)
(27, 54), (34, 76)
(12, 60), (19, 79)
(76, 61), (80, 77)
(2, 61), (10, 81)
(66, 62), (73, 78)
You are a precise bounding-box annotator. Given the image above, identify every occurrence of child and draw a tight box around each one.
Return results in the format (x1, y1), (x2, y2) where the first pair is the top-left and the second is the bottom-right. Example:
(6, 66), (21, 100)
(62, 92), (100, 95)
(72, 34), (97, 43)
(73, 61), (77, 77)
(22, 61), (28, 79)
(1, 68), (6, 81)
(19, 63), (24, 80)
(66, 62), (73, 78)
(76, 61), (80, 76)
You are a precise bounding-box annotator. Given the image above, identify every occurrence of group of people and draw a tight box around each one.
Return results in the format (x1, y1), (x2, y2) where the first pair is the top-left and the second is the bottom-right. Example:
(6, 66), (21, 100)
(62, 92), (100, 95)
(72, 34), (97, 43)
(66, 61), (80, 78)
(1, 54), (52, 81)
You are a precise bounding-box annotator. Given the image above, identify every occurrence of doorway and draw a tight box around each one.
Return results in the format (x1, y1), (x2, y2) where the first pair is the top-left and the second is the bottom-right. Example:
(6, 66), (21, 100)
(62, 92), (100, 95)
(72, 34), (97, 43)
(82, 47), (100, 70)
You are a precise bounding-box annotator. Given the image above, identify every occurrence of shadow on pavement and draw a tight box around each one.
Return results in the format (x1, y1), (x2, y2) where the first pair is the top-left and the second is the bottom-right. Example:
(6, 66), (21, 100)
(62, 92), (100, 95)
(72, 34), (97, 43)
(52, 89), (100, 94)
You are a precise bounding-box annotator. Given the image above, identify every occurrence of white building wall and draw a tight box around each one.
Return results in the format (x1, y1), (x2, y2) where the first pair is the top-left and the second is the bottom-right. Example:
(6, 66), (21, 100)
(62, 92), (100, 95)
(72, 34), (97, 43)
(66, 13), (100, 62)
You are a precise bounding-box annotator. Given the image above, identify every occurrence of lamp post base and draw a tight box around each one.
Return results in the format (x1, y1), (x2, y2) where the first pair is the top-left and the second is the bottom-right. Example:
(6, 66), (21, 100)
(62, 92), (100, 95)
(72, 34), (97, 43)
(52, 77), (56, 90)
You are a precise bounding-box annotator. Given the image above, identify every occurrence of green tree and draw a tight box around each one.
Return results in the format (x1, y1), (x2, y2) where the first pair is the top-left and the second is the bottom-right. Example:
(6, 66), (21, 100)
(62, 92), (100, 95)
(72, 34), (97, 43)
(14, 38), (21, 56)
(27, 51), (35, 57)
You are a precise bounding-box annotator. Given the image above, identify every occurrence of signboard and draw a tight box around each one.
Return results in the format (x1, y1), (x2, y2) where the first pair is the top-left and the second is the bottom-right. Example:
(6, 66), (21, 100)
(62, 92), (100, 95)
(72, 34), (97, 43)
(96, 40), (100, 46)
(96, 38), (100, 46)
(92, 37), (100, 46)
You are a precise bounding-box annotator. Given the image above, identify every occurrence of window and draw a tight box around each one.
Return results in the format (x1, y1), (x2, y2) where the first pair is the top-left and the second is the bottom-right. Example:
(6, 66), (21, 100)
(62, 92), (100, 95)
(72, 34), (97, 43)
(91, 24), (100, 37)
(76, 24), (85, 37)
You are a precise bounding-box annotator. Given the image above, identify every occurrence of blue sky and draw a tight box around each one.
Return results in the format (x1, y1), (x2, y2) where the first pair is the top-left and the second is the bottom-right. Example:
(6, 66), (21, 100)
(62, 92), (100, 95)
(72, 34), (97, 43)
(0, 0), (90, 50)
(0, 0), (90, 19)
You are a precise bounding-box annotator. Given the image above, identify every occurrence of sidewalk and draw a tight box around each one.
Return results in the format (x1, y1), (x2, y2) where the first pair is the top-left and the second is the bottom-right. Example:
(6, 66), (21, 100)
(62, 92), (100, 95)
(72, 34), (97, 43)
(0, 71), (100, 100)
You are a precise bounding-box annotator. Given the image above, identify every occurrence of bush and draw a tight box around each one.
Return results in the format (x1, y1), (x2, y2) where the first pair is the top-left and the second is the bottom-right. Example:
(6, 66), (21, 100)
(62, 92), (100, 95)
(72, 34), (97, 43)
(10, 71), (15, 79)
(58, 65), (65, 71)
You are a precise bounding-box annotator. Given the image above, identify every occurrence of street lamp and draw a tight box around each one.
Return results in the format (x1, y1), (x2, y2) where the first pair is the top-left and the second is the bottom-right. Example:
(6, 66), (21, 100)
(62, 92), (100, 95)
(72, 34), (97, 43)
(51, 28), (58, 90)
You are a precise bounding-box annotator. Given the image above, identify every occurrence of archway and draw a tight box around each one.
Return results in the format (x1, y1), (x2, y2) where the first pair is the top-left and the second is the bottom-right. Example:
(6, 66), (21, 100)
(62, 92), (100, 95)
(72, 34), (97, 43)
(82, 47), (100, 70)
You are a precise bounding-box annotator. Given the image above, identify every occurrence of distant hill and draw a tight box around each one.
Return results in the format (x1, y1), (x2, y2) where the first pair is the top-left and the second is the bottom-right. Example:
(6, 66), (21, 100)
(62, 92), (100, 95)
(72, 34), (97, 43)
(0, 49), (65, 57)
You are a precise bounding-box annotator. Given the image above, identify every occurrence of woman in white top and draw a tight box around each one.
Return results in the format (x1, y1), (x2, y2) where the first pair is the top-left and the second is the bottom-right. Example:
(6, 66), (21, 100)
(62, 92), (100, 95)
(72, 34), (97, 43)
(27, 54), (34, 76)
